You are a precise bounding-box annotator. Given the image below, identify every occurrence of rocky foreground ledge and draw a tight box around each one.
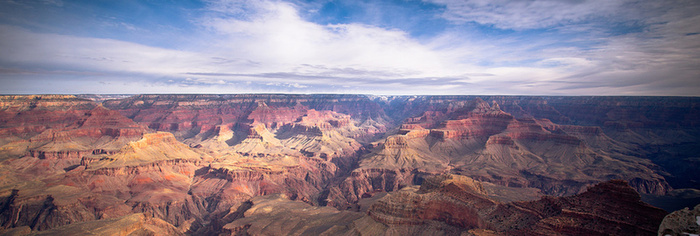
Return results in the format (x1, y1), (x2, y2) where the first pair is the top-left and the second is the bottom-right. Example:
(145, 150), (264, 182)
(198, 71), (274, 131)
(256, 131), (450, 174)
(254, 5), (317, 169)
(1, 175), (665, 235)
(209, 175), (667, 235)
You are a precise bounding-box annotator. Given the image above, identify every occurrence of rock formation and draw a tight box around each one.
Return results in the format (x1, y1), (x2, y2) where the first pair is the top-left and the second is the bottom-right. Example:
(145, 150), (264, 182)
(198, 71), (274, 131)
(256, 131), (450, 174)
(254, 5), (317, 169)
(211, 175), (666, 236)
(0, 94), (698, 235)
(2, 213), (182, 236)
(334, 98), (672, 208)
(366, 175), (667, 235)
(658, 203), (700, 236)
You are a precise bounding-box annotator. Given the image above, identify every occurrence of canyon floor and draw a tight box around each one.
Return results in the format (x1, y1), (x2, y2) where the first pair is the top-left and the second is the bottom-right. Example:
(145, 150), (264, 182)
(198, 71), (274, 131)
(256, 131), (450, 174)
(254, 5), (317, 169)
(0, 94), (699, 235)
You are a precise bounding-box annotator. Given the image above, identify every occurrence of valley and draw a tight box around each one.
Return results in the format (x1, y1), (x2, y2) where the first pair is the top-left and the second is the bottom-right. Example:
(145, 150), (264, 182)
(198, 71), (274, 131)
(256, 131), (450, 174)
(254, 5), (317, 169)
(0, 94), (698, 235)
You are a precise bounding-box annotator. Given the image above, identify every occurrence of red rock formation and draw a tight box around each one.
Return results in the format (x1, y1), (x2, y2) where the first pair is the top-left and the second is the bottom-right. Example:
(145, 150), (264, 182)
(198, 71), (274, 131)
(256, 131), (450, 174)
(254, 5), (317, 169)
(345, 97), (671, 201)
(368, 176), (666, 235)
(369, 175), (494, 229)
(501, 180), (667, 235)
(0, 97), (145, 162)
(247, 101), (306, 128)
(0, 94), (697, 235)
(101, 94), (391, 144)
(0, 97), (212, 232)
(0, 132), (208, 232)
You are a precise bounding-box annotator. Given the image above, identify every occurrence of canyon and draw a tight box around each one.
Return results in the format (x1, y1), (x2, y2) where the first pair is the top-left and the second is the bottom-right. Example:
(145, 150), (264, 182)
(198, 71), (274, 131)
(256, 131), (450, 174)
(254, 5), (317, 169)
(0, 94), (698, 235)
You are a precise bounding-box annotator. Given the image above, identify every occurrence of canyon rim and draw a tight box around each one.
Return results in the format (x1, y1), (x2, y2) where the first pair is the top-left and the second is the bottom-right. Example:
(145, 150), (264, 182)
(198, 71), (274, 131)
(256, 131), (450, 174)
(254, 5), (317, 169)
(0, 94), (698, 235)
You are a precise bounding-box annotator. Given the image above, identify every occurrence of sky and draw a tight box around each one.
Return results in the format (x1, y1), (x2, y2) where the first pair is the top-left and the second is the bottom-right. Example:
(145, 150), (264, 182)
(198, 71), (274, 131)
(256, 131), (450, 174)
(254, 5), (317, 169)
(0, 0), (699, 95)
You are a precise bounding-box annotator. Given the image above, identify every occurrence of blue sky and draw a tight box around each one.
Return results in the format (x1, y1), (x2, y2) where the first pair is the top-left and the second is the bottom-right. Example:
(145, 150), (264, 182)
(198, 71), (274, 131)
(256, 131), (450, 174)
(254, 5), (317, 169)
(0, 0), (699, 95)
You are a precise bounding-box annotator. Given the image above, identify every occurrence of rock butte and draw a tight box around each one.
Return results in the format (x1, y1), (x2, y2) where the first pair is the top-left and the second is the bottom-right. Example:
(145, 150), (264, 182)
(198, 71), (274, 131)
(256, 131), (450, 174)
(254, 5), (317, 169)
(0, 94), (699, 235)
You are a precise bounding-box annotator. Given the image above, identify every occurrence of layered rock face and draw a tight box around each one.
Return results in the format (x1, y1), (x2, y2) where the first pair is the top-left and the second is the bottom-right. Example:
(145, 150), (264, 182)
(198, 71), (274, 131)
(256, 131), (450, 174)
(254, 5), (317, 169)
(0, 96), (144, 161)
(101, 95), (384, 215)
(335, 98), (672, 208)
(0, 131), (206, 232)
(0, 95), (381, 234)
(0, 94), (697, 235)
(385, 95), (700, 189)
(101, 94), (390, 145)
(0, 96), (204, 233)
(214, 175), (666, 236)
(365, 175), (667, 235)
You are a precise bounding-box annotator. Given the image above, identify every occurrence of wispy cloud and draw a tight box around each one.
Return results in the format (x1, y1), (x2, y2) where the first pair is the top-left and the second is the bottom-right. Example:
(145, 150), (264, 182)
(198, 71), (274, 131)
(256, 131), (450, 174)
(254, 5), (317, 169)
(0, 0), (698, 95)
(198, 0), (461, 76)
(426, 0), (638, 30)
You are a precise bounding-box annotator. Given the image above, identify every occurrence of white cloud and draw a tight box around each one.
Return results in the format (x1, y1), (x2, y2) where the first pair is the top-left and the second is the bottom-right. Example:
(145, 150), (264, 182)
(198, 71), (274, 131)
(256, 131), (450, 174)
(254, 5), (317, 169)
(200, 0), (461, 78)
(426, 0), (631, 30)
(0, 25), (218, 75)
(0, 0), (699, 95)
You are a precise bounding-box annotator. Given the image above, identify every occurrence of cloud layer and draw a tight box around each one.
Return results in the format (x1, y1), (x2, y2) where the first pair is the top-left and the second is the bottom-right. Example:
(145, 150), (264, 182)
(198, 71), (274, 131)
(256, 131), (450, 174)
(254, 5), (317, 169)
(0, 0), (698, 95)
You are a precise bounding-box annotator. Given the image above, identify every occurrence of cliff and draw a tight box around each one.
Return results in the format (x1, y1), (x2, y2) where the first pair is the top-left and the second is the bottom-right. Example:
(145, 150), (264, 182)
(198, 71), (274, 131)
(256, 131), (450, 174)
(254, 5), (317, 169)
(335, 98), (671, 207)
(214, 175), (666, 236)
(366, 176), (666, 235)
(0, 94), (697, 235)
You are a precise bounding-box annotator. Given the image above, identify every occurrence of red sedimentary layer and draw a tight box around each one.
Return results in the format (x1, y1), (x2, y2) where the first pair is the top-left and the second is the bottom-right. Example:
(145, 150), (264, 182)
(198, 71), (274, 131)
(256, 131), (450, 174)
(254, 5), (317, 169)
(347, 97), (671, 202)
(1, 94), (695, 235)
(368, 176), (666, 235)
(101, 94), (390, 143)
(0, 97), (145, 160)
(427, 113), (513, 140)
